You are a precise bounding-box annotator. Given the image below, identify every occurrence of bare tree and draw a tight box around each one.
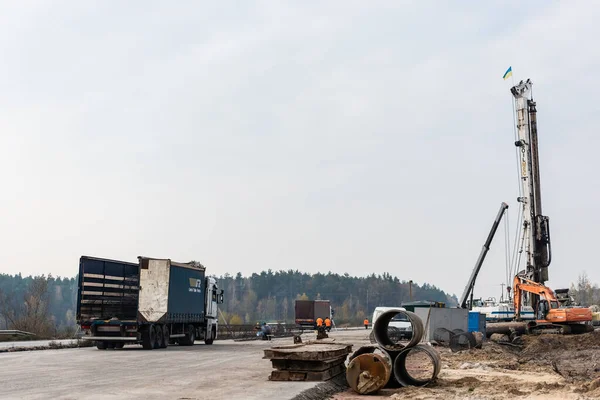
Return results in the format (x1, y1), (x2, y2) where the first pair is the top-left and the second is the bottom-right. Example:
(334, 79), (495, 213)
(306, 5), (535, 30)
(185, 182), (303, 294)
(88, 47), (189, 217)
(0, 277), (55, 337)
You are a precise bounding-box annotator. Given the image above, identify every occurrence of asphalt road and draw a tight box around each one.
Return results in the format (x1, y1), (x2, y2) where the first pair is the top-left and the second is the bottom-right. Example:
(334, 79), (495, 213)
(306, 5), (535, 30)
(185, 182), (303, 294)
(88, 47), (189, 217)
(0, 337), (321, 400)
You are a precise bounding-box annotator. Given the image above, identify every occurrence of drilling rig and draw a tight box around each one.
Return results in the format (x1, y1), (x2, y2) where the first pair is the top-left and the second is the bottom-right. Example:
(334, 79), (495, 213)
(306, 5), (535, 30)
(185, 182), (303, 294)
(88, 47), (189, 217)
(508, 79), (592, 333)
(511, 79), (551, 289)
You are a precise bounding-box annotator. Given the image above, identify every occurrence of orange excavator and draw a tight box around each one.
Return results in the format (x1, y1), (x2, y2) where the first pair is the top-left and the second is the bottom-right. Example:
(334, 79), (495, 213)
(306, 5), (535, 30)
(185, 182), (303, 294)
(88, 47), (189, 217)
(514, 275), (593, 334)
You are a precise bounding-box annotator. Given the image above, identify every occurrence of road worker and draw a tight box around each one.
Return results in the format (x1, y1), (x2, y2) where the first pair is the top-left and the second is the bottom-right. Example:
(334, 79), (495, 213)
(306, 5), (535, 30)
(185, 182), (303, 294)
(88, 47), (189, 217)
(324, 317), (332, 332)
(316, 317), (323, 329)
(364, 318), (369, 329)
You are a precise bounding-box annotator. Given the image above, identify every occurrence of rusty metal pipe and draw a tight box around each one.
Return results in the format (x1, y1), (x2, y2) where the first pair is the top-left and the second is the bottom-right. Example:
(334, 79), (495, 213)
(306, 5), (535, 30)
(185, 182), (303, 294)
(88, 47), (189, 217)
(346, 350), (392, 394)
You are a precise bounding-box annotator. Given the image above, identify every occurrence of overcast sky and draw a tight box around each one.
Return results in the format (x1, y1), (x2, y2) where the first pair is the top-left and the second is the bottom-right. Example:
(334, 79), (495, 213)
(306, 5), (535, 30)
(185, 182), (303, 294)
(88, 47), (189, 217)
(1, 1), (599, 298)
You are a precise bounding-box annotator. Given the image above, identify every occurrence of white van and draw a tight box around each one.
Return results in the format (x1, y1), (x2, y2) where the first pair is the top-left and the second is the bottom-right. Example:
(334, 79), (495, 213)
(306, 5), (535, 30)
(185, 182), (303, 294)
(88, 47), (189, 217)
(371, 307), (412, 339)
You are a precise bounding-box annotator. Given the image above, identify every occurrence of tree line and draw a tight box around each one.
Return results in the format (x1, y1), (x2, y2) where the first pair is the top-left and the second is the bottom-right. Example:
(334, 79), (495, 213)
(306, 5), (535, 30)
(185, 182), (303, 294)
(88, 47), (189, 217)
(0, 270), (457, 338)
(216, 270), (457, 326)
(570, 272), (600, 308)
(0, 274), (77, 338)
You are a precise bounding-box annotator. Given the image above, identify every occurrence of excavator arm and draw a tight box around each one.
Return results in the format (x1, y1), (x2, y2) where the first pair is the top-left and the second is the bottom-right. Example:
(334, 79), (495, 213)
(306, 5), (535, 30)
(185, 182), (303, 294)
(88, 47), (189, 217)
(513, 275), (557, 320)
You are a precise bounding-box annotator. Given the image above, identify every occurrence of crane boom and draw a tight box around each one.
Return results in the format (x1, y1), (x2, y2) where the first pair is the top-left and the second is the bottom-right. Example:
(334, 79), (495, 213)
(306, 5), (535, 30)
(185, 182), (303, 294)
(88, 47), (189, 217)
(511, 79), (551, 286)
(459, 202), (509, 309)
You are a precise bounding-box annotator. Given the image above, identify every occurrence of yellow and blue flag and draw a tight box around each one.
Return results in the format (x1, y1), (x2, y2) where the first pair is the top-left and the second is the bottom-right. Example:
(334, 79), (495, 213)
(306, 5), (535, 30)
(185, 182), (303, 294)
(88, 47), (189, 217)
(503, 66), (513, 80)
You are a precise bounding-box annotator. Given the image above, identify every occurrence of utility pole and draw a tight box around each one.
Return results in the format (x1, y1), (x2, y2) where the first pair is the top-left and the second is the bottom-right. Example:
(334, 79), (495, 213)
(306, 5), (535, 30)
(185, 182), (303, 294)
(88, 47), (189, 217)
(366, 289), (369, 316)
(500, 283), (506, 302)
(409, 280), (413, 301)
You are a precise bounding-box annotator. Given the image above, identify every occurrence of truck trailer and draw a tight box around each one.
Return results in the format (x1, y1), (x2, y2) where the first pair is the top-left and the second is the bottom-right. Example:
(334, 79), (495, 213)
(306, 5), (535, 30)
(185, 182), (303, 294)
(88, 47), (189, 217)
(294, 300), (332, 330)
(76, 255), (224, 350)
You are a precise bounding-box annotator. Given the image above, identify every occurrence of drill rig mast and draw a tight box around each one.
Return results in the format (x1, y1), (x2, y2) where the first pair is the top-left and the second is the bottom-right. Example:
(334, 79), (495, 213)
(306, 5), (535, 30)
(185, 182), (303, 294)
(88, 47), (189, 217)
(511, 79), (552, 294)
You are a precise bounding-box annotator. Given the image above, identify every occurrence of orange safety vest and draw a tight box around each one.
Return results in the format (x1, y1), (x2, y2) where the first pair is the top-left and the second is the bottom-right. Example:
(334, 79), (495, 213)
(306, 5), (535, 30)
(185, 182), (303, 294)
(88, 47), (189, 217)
(316, 317), (323, 327)
(325, 318), (331, 327)
(364, 319), (369, 325)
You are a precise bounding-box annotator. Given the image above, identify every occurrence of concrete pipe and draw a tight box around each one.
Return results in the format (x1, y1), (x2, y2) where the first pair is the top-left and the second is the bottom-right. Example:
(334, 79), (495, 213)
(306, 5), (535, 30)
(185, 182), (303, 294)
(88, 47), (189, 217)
(449, 331), (477, 353)
(346, 349), (393, 394)
(432, 327), (454, 346)
(393, 344), (441, 387)
(472, 331), (484, 348)
(373, 309), (424, 352)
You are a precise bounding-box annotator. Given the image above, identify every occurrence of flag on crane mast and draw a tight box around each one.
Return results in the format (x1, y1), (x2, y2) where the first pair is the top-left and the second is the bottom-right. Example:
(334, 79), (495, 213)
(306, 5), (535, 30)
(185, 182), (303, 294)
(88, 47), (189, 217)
(503, 66), (513, 80)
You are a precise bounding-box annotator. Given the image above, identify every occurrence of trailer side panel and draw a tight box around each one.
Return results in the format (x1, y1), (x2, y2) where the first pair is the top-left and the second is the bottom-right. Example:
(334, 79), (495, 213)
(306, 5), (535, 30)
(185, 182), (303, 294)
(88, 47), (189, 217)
(167, 263), (206, 323)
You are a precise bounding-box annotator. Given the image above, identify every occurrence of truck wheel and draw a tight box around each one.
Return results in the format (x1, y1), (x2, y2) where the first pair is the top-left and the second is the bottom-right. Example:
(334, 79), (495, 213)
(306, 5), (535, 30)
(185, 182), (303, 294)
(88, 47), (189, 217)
(96, 341), (107, 350)
(185, 325), (196, 346)
(154, 325), (163, 349)
(142, 325), (155, 350)
(115, 342), (124, 349)
(205, 327), (216, 345)
(161, 325), (169, 348)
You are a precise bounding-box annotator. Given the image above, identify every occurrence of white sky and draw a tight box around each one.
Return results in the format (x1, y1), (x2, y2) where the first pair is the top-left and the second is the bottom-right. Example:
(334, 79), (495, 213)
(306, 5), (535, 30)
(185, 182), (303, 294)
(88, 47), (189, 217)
(1, 1), (599, 298)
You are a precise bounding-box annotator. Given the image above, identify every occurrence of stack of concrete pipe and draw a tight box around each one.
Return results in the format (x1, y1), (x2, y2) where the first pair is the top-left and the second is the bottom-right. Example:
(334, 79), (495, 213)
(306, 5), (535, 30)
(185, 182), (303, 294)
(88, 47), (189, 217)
(346, 309), (441, 395)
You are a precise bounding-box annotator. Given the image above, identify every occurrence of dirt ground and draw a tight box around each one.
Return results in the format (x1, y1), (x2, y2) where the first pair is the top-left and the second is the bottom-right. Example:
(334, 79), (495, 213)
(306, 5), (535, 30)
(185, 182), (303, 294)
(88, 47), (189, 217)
(333, 329), (600, 400)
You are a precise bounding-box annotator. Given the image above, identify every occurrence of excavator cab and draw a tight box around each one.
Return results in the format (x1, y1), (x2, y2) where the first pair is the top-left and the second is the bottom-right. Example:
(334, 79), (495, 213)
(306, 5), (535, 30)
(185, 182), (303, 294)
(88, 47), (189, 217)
(536, 299), (558, 320)
(514, 275), (593, 334)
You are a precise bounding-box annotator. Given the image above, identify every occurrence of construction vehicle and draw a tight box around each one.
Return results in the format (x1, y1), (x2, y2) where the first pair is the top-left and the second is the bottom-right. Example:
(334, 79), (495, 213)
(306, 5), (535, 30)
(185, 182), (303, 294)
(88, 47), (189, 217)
(481, 78), (593, 338)
(554, 288), (577, 307)
(510, 79), (551, 292)
(513, 275), (592, 334)
(77, 255), (224, 350)
(508, 79), (592, 332)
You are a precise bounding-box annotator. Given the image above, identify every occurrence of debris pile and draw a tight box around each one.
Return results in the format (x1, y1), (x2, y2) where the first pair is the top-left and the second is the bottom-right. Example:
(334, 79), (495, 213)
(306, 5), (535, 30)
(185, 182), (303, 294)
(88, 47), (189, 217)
(346, 309), (441, 395)
(263, 342), (353, 381)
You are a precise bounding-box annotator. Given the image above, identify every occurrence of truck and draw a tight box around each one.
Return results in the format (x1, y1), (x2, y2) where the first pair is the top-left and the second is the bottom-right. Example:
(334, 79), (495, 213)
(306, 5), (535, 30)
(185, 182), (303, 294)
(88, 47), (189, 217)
(294, 300), (332, 330)
(76, 255), (224, 350)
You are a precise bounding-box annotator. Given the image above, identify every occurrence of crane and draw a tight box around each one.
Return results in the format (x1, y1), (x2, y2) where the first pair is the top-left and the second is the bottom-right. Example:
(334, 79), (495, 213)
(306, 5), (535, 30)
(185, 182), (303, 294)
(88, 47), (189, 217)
(459, 202), (509, 309)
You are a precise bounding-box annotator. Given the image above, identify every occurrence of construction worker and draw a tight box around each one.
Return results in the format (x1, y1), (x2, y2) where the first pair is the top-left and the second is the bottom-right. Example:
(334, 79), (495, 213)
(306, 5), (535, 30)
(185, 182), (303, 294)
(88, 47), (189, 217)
(316, 317), (323, 329)
(257, 322), (272, 340)
(364, 318), (369, 329)
(324, 317), (332, 332)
